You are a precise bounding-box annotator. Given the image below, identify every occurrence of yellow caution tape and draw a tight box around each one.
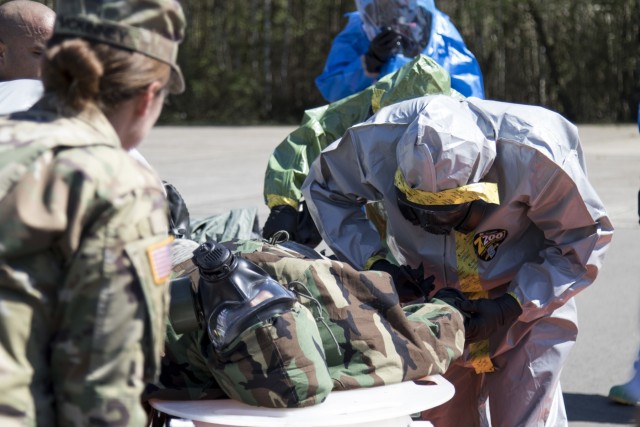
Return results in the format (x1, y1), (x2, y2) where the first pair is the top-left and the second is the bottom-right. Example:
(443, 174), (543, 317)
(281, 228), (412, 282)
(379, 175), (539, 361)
(371, 88), (386, 114)
(394, 169), (499, 206)
(266, 195), (299, 210)
(452, 182), (500, 374)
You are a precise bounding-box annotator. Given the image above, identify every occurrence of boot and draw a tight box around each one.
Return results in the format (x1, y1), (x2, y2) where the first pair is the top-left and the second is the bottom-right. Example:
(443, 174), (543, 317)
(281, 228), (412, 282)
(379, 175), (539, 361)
(609, 355), (640, 405)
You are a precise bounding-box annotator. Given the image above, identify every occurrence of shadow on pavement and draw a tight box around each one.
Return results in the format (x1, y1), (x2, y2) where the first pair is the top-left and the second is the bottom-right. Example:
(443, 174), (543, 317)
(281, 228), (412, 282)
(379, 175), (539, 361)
(564, 393), (637, 424)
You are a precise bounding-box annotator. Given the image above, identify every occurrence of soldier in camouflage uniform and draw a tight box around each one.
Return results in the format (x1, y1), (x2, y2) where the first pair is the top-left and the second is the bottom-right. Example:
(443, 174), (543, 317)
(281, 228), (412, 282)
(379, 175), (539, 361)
(145, 238), (465, 411)
(0, 1), (185, 426)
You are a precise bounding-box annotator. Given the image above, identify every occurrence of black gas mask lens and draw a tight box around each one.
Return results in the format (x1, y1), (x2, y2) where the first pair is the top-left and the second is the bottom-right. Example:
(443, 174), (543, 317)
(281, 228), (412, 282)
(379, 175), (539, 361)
(396, 189), (487, 235)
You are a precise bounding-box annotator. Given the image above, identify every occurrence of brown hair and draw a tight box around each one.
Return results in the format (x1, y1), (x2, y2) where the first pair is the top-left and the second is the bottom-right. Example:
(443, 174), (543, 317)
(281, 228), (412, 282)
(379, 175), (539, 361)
(42, 37), (171, 112)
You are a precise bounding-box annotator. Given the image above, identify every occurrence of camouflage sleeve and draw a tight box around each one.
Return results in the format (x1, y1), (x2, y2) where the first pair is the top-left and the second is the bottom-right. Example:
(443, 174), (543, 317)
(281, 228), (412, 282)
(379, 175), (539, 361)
(147, 323), (228, 402)
(45, 149), (171, 426)
(155, 247), (333, 409)
(402, 300), (466, 374)
(241, 246), (465, 391)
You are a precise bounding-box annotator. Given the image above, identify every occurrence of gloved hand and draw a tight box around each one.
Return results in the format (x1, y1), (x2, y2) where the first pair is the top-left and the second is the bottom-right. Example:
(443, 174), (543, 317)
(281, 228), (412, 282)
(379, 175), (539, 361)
(262, 205), (298, 241)
(458, 293), (522, 343)
(296, 200), (323, 248)
(163, 181), (191, 239)
(370, 259), (434, 302)
(364, 27), (402, 74)
(431, 287), (469, 312)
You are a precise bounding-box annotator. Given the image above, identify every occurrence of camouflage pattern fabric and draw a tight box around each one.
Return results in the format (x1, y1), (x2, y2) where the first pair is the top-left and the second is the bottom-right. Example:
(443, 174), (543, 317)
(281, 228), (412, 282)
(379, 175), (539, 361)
(54, 0), (186, 93)
(148, 244), (332, 409)
(0, 96), (171, 426)
(155, 239), (464, 408)
(145, 251), (229, 404)
(208, 302), (332, 408)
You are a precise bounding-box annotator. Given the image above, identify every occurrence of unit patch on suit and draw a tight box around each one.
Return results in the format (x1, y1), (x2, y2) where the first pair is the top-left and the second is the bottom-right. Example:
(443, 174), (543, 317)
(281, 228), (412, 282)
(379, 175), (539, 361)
(473, 229), (508, 261)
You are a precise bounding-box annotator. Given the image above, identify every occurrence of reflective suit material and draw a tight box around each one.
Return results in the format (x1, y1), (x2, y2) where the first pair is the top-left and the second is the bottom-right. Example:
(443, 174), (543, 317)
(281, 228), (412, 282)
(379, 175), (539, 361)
(0, 98), (171, 427)
(153, 239), (465, 409)
(315, 10), (484, 103)
(301, 95), (613, 425)
(264, 55), (454, 210)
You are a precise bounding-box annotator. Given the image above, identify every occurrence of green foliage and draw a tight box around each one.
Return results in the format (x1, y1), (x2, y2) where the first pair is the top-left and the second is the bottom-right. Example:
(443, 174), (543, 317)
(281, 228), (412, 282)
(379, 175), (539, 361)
(440, 0), (640, 123)
(167, 0), (640, 124)
(162, 0), (352, 124)
(7, 0), (640, 124)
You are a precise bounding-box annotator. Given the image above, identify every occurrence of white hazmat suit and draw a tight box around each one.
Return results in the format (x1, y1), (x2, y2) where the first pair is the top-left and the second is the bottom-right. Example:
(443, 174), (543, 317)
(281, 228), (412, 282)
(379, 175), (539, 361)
(301, 95), (613, 426)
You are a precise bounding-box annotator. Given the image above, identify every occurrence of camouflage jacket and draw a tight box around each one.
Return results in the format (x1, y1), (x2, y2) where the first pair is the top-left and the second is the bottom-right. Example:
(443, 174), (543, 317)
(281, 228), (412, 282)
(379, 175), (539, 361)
(152, 239), (465, 409)
(0, 96), (171, 426)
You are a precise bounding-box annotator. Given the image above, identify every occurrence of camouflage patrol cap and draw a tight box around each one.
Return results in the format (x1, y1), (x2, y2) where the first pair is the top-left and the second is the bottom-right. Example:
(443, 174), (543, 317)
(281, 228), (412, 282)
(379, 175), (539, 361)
(54, 0), (186, 94)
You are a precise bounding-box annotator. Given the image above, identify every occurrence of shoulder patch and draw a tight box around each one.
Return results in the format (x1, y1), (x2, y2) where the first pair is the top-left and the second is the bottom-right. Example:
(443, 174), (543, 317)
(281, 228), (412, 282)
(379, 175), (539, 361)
(473, 229), (508, 261)
(146, 236), (174, 285)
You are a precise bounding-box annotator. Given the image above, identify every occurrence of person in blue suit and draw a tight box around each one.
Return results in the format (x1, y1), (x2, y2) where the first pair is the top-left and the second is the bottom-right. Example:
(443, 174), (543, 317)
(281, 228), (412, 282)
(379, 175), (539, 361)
(315, 0), (485, 102)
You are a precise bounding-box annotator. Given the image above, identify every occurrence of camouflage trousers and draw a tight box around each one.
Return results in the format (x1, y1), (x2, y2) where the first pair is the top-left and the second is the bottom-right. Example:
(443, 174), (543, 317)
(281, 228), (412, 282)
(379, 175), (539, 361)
(148, 239), (465, 409)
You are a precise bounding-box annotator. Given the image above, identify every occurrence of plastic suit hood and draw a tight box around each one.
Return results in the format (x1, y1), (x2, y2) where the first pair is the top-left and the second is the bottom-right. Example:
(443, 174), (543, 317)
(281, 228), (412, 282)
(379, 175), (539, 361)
(395, 96), (496, 193)
(357, 0), (436, 57)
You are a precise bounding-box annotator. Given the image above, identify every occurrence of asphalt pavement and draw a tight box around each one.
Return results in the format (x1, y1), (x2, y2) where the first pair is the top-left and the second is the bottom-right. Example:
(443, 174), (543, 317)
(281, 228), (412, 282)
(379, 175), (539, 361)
(139, 123), (640, 427)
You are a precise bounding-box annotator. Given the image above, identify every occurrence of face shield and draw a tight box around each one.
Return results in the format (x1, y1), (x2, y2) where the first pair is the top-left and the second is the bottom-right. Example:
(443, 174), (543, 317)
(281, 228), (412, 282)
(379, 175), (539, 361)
(53, 0), (186, 93)
(394, 169), (498, 235)
(356, 0), (433, 57)
(397, 189), (477, 235)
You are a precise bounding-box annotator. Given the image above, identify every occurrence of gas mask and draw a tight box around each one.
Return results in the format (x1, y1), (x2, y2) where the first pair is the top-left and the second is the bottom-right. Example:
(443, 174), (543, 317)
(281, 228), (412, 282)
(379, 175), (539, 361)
(396, 189), (488, 235)
(357, 0), (433, 57)
(169, 240), (297, 351)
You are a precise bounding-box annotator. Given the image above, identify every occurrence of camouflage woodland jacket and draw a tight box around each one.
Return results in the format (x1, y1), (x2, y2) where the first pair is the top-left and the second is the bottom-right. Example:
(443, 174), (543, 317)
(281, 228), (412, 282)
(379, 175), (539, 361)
(149, 239), (465, 409)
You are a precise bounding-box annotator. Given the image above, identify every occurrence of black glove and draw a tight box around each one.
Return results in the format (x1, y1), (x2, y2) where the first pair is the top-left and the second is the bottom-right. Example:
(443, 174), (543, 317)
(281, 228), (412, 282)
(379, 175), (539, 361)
(370, 259), (434, 302)
(458, 293), (522, 343)
(364, 27), (402, 73)
(296, 200), (323, 248)
(163, 181), (191, 239)
(262, 205), (298, 241)
(432, 287), (469, 311)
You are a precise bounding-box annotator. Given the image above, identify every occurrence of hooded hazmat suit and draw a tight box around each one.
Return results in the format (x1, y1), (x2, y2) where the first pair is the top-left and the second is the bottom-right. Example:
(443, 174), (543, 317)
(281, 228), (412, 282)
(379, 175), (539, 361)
(262, 55), (457, 246)
(315, 0), (484, 103)
(301, 95), (613, 426)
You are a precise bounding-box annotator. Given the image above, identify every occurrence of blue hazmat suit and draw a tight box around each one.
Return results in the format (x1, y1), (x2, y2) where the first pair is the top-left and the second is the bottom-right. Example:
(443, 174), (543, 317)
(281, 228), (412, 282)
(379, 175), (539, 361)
(315, 0), (485, 102)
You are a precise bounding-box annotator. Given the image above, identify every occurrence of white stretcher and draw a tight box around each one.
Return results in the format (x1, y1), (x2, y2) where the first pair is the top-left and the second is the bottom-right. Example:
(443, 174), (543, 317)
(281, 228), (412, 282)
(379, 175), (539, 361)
(149, 374), (454, 427)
